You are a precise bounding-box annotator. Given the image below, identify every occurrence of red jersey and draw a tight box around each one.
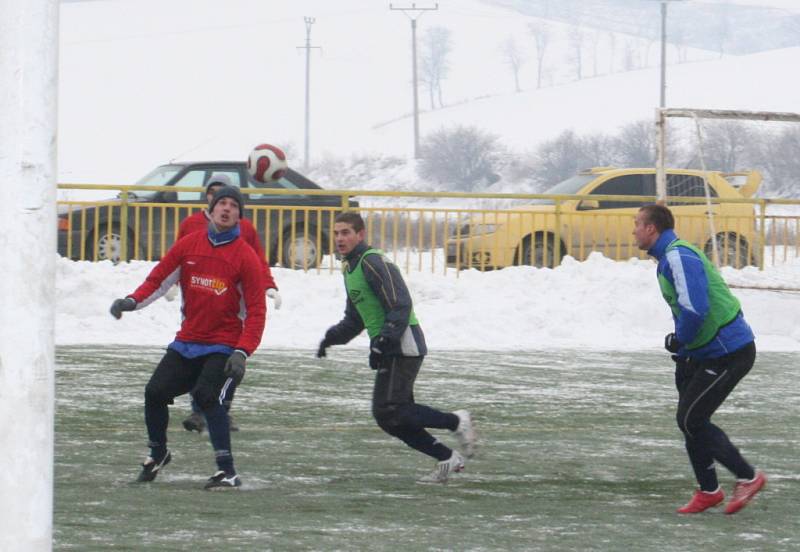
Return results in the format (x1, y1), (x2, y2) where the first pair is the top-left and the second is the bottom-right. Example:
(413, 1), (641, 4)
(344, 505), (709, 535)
(129, 231), (267, 355)
(178, 210), (277, 290)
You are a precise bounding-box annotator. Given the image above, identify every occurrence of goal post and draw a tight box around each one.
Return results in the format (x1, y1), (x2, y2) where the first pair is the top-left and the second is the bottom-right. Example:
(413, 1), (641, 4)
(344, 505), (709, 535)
(655, 107), (800, 268)
(0, 1), (59, 549)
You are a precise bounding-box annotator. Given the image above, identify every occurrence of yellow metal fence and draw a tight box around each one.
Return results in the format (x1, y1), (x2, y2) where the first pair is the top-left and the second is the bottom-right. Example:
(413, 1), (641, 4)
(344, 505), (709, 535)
(57, 185), (800, 273)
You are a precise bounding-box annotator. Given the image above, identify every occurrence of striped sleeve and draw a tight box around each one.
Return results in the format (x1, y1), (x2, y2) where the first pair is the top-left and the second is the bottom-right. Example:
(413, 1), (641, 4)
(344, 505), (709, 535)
(664, 246), (709, 346)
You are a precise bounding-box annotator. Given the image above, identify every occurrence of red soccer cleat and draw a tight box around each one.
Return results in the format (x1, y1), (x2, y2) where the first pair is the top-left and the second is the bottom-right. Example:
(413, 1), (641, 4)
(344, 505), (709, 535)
(725, 471), (767, 515)
(677, 488), (725, 514)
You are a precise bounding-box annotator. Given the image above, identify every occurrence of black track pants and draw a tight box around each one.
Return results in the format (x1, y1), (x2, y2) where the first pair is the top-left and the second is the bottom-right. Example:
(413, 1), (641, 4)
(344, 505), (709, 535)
(675, 341), (757, 490)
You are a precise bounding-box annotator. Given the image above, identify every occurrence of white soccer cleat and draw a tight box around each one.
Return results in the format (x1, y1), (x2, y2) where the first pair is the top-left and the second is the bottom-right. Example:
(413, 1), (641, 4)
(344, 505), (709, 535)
(453, 409), (477, 458)
(417, 450), (465, 484)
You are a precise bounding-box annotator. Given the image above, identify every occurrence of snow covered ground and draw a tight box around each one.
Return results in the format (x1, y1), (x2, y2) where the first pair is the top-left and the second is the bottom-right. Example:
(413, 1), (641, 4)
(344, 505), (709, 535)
(57, 251), (800, 352)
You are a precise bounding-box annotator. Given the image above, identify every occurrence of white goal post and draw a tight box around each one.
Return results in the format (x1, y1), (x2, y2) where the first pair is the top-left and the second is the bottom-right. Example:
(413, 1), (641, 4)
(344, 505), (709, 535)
(655, 107), (800, 267)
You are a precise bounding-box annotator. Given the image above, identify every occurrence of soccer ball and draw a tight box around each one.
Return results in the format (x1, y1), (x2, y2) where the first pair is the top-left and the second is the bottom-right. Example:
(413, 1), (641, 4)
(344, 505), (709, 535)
(247, 144), (288, 183)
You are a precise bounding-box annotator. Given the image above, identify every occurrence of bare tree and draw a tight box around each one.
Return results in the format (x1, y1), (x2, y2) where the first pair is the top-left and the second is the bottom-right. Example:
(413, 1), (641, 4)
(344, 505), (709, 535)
(419, 26), (452, 110)
(692, 120), (755, 172)
(606, 31), (617, 74)
(755, 126), (800, 196)
(418, 125), (501, 190)
(610, 120), (657, 167)
(499, 36), (527, 92)
(527, 21), (551, 89)
(621, 37), (640, 71)
(586, 29), (601, 77)
(568, 28), (586, 81)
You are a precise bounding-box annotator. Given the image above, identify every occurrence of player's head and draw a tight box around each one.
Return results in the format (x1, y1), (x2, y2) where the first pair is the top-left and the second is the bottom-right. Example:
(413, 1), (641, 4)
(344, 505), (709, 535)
(209, 185), (244, 231)
(634, 204), (674, 250)
(205, 173), (233, 205)
(333, 211), (366, 256)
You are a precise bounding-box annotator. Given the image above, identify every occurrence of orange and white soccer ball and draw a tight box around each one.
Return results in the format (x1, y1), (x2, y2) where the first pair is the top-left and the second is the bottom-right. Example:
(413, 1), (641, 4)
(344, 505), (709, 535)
(247, 144), (288, 183)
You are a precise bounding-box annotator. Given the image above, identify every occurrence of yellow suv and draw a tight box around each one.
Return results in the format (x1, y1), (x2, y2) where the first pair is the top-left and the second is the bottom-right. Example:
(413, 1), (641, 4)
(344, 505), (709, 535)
(445, 167), (762, 269)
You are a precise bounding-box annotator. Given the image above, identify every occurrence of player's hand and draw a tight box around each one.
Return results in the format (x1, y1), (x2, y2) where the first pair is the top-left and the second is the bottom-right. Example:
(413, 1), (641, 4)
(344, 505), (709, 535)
(267, 288), (282, 310)
(369, 336), (397, 369)
(224, 350), (247, 384)
(316, 338), (330, 358)
(110, 297), (136, 319)
(664, 332), (681, 353)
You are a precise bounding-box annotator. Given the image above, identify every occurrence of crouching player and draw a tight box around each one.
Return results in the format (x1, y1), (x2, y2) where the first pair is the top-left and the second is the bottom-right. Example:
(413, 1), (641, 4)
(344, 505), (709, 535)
(317, 211), (477, 483)
(634, 204), (766, 514)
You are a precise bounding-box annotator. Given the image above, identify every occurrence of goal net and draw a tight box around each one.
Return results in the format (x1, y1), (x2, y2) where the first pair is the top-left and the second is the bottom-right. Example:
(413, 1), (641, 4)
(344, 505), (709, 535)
(655, 107), (800, 269)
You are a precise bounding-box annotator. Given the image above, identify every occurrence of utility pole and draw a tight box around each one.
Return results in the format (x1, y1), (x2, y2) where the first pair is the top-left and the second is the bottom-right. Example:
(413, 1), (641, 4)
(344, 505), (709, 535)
(659, 1), (667, 108)
(657, 0), (685, 108)
(297, 17), (320, 170)
(390, 3), (438, 159)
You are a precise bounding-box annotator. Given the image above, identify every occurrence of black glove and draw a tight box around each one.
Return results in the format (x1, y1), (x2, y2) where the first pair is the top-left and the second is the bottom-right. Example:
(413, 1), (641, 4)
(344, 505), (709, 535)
(664, 332), (681, 354)
(110, 297), (137, 319)
(370, 335), (393, 355)
(369, 336), (397, 370)
(223, 350), (247, 384)
(369, 350), (381, 370)
(316, 338), (330, 358)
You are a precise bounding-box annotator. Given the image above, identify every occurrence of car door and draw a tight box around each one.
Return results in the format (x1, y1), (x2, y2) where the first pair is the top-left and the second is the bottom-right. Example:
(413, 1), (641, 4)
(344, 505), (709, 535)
(665, 173), (719, 250)
(575, 174), (650, 260)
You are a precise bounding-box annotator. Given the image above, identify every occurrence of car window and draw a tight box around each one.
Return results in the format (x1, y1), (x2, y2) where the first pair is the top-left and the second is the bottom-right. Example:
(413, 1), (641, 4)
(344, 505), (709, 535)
(666, 174), (717, 205)
(172, 170), (210, 201)
(170, 169), (242, 201)
(132, 165), (183, 199)
(244, 175), (300, 200)
(135, 165), (182, 186)
(589, 175), (647, 209)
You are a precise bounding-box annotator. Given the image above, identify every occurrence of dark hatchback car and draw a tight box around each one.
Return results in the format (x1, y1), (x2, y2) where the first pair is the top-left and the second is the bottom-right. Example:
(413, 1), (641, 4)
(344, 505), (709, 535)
(57, 161), (358, 268)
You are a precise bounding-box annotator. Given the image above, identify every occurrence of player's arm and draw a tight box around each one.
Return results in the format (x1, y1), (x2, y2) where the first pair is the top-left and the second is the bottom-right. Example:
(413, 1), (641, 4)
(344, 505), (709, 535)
(127, 239), (184, 309)
(235, 247), (267, 355)
(665, 247), (710, 347)
(362, 253), (411, 346)
(242, 219), (277, 290)
(323, 298), (365, 346)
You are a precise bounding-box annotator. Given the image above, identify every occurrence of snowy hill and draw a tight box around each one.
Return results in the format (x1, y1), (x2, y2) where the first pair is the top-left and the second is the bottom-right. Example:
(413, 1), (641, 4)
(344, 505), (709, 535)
(58, 0), (799, 192)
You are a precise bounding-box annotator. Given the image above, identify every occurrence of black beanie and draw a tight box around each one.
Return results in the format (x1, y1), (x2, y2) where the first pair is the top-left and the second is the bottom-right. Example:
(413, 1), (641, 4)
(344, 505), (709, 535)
(209, 185), (244, 216)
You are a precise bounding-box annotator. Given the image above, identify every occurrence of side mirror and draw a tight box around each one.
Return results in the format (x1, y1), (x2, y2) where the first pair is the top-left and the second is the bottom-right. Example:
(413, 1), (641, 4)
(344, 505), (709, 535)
(579, 199), (600, 210)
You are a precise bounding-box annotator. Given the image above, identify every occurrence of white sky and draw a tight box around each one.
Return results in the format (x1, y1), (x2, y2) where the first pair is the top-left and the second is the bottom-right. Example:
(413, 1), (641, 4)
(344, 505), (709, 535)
(57, 252), (800, 352)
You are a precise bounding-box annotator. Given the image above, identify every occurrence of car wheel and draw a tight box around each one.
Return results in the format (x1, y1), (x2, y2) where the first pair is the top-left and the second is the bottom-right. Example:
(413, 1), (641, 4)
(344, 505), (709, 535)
(705, 233), (750, 268)
(87, 225), (135, 263)
(519, 234), (563, 268)
(281, 227), (321, 269)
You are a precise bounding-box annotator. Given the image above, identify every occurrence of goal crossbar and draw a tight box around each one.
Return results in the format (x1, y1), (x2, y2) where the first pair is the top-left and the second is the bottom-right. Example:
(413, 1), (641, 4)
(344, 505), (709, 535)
(655, 107), (800, 202)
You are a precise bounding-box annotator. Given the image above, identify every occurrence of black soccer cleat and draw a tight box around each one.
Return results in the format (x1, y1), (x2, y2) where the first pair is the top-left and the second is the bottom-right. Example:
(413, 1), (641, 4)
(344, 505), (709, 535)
(204, 470), (241, 491)
(136, 450), (171, 482)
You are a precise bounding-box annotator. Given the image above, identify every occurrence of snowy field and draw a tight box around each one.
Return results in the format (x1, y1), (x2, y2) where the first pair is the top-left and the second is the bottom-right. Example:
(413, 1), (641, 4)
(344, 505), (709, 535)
(54, 347), (798, 550)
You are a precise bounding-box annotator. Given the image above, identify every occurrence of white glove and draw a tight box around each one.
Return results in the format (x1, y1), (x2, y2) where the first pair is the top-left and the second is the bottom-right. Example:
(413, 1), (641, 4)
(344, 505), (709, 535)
(267, 288), (282, 310)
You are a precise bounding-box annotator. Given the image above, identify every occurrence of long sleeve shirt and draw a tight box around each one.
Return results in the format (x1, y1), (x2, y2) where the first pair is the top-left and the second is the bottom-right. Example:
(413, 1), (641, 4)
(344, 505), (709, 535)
(128, 228), (266, 355)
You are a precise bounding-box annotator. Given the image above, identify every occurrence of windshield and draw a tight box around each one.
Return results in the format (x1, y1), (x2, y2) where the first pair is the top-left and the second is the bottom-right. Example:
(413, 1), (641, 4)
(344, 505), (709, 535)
(545, 174), (596, 195)
(131, 165), (182, 199)
(528, 174), (597, 205)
